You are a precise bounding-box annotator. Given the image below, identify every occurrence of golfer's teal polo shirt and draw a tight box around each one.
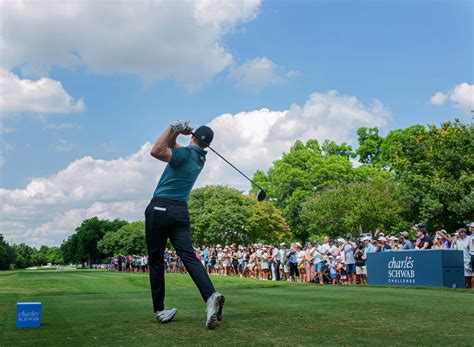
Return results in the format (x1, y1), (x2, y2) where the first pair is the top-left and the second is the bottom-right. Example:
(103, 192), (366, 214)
(153, 146), (207, 201)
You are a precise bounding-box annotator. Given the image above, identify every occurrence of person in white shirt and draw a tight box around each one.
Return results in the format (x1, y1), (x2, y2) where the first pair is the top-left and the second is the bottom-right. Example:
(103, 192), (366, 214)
(279, 243), (290, 280)
(270, 244), (281, 281)
(452, 228), (472, 288)
(295, 243), (305, 283)
(313, 240), (329, 284)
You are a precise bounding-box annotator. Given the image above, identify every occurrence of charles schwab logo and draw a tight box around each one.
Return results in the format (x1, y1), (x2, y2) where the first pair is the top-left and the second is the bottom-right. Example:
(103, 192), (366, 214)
(17, 310), (40, 322)
(387, 256), (416, 284)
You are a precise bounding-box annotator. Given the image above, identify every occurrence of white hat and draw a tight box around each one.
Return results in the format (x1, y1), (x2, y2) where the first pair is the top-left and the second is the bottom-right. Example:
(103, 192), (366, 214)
(379, 237), (387, 242)
(337, 238), (345, 243)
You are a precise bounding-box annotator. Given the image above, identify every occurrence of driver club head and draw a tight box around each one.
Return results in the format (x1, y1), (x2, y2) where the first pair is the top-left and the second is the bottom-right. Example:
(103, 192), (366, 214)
(257, 189), (267, 202)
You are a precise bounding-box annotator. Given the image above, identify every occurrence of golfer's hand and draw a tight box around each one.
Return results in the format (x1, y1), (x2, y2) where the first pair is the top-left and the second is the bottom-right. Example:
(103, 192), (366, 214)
(181, 125), (193, 135)
(170, 120), (190, 134)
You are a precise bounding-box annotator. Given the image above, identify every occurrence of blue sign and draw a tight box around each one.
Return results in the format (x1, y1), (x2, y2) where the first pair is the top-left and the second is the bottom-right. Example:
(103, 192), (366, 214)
(16, 302), (42, 328)
(367, 250), (464, 288)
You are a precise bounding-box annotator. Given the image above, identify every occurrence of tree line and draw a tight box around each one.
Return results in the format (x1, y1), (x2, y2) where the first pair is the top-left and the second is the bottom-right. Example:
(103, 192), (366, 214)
(1, 119), (472, 269)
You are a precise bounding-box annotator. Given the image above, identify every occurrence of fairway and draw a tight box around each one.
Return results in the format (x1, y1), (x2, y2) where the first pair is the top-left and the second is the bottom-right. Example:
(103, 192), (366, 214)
(0, 270), (473, 346)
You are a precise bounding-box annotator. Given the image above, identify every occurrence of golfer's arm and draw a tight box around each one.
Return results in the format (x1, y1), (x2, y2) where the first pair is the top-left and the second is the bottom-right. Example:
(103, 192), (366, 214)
(150, 127), (174, 162)
(168, 131), (182, 149)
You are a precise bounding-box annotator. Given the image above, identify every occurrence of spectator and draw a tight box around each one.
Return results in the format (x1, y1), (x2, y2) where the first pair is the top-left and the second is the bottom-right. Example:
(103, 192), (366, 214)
(313, 241), (327, 285)
(269, 244), (280, 281)
(376, 237), (392, 252)
(295, 243), (305, 283)
(354, 244), (367, 285)
(452, 228), (472, 289)
(280, 243), (290, 280)
(339, 236), (356, 285)
(399, 231), (414, 250)
(304, 243), (315, 283)
(327, 255), (337, 285)
(414, 224), (432, 249)
(288, 243), (299, 282)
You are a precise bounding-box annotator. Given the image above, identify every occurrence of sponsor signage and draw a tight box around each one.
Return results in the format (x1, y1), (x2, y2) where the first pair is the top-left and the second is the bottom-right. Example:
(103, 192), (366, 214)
(367, 250), (464, 288)
(16, 302), (42, 328)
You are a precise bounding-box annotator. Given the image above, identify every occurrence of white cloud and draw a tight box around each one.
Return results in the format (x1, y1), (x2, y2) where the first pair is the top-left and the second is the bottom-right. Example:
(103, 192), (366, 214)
(230, 57), (289, 91)
(1, 1), (261, 88)
(200, 90), (390, 187)
(0, 69), (85, 117)
(429, 92), (448, 105)
(429, 82), (474, 114)
(0, 90), (390, 247)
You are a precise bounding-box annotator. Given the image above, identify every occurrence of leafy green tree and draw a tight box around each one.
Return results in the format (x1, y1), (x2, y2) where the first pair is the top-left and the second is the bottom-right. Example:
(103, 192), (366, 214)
(61, 233), (80, 265)
(98, 221), (147, 256)
(301, 177), (410, 238)
(252, 139), (381, 241)
(46, 247), (64, 264)
(36, 245), (49, 266)
(358, 120), (473, 230)
(13, 243), (37, 269)
(355, 127), (384, 165)
(188, 186), (290, 245)
(0, 234), (16, 270)
(321, 140), (354, 159)
(61, 218), (128, 267)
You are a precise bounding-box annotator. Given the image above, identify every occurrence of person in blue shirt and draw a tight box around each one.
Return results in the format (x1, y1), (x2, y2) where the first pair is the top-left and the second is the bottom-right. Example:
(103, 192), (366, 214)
(399, 231), (414, 250)
(145, 121), (224, 329)
(414, 224), (433, 249)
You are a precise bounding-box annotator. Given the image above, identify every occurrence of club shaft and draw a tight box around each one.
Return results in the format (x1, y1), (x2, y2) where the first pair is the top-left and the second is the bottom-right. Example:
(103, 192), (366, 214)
(191, 132), (265, 192)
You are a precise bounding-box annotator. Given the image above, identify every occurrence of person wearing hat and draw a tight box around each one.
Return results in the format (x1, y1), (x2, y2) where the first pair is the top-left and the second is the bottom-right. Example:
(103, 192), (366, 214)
(146, 121), (224, 328)
(414, 224), (432, 250)
(452, 228), (473, 288)
(399, 231), (414, 250)
(376, 237), (392, 252)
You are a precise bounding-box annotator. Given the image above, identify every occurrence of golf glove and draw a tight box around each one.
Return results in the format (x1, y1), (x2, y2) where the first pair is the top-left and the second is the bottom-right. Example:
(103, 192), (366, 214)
(170, 120), (190, 133)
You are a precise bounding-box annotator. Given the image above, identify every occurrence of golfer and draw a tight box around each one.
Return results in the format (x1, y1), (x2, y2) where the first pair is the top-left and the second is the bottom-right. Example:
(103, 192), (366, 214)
(145, 120), (224, 329)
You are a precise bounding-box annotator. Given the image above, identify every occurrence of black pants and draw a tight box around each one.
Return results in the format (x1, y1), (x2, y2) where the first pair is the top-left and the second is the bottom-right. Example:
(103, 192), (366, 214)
(145, 197), (215, 312)
(272, 260), (281, 280)
(289, 262), (299, 279)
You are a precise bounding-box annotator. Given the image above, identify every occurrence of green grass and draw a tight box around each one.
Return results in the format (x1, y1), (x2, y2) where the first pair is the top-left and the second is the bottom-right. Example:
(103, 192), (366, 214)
(0, 270), (473, 346)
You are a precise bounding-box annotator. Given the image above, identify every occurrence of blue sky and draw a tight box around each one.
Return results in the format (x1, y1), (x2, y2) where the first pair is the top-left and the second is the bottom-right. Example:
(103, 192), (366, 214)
(0, 0), (472, 245)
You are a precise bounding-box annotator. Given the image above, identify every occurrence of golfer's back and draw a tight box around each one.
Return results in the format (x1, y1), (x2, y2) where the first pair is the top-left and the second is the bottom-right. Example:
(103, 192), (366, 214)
(153, 145), (207, 201)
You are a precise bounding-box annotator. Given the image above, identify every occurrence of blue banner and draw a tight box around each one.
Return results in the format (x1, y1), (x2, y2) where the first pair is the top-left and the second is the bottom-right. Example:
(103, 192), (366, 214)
(367, 250), (464, 288)
(16, 302), (42, 328)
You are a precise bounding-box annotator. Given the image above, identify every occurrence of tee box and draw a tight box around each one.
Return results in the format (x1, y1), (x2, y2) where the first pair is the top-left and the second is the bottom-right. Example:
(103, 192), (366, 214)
(16, 302), (42, 328)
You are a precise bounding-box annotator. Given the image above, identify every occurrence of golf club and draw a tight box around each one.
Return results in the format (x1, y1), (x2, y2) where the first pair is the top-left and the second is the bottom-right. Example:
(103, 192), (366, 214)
(191, 131), (267, 201)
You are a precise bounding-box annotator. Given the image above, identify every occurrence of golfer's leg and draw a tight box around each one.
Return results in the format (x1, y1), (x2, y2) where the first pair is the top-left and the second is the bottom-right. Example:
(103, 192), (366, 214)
(145, 204), (169, 313)
(170, 224), (215, 302)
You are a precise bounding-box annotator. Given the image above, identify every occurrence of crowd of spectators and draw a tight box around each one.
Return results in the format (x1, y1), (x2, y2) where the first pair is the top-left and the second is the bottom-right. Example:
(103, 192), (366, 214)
(104, 223), (474, 288)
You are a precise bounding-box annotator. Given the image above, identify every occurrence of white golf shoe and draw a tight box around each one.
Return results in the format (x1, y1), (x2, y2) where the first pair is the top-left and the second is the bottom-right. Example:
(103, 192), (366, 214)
(155, 308), (177, 323)
(206, 292), (225, 329)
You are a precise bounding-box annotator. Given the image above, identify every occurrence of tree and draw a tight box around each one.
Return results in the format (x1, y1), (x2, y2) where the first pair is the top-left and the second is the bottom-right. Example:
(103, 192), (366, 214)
(0, 234), (16, 270)
(355, 127), (384, 165)
(46, 247), (64, 265)
(36, 245), (49, 266)
(357, 120), (473, 231)
(251, 139), (382, 241)
(188, 186), (290, 245)
(301, 177), (410, 238)
(98, 221), (147, 256)
(13, 243), (37, 269)
(61, 218), (128, 267)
